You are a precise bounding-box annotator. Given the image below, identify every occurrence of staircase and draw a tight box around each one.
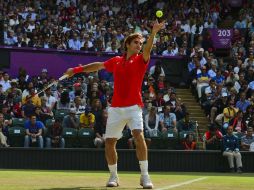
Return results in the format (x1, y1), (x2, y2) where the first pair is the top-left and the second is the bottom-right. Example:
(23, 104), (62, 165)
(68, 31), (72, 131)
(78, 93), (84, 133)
(176, 88), (210, 149)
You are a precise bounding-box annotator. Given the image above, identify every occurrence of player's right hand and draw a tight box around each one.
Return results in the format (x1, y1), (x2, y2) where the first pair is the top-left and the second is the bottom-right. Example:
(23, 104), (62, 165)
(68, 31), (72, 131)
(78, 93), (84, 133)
(65, 68), (75, 78)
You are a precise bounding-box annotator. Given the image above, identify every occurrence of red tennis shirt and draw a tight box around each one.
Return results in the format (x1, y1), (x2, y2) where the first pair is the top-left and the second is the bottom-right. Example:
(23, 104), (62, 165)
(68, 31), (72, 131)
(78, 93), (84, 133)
(104, 53), (149, 107)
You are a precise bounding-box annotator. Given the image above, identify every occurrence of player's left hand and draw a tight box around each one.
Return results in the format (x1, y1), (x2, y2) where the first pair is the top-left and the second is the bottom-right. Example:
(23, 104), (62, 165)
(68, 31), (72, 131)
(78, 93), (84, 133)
(152, 19), (165, 34)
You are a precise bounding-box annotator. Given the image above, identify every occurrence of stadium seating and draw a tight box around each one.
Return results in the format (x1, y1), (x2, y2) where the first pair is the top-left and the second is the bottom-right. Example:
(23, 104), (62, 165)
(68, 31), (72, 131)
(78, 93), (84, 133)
(78, 128), (95, 148)
(55, 110), (70, 121)
(12, 118), (26, 128)
(8, 126), (26, 147)
(62, 128), (78, 148)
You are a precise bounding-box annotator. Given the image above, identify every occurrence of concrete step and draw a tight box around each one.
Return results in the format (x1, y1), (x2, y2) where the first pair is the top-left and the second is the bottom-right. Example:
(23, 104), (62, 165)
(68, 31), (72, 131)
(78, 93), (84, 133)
(176, 88), (209, 143)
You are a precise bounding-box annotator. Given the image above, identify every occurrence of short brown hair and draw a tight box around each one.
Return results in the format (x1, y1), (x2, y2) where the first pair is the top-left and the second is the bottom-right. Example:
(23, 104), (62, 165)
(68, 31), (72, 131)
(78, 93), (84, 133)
(123, 33), (143, 51)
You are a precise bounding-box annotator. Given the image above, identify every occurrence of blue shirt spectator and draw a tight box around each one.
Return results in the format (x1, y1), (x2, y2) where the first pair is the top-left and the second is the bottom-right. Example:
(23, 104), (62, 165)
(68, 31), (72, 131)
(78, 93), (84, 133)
(235, 92), (251, 113)
(25, 119), (44, 134)
(223, 133), (239, 152)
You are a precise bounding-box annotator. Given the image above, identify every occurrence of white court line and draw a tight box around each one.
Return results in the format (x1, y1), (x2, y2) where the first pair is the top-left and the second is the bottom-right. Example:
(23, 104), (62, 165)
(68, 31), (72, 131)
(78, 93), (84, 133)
(155, 177), (208, 190)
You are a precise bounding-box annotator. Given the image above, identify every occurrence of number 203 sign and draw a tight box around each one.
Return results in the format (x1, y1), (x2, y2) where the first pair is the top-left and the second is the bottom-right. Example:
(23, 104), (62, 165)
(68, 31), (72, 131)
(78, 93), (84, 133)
(209, 29), (233, 48)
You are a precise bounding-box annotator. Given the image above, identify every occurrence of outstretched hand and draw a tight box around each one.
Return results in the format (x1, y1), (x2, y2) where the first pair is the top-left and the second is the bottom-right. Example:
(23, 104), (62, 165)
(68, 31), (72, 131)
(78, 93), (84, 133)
(152, 19), (165, 34)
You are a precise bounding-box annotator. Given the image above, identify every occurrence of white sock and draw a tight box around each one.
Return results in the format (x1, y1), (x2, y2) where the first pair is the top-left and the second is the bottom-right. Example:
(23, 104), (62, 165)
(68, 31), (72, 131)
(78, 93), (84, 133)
(139, 160), (149, 176)
(108, 164), (117, 175)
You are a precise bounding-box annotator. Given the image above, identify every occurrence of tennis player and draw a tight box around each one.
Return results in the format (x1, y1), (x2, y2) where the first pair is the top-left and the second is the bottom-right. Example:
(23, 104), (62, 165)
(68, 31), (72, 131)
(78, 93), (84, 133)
(64, 20), (165, 189)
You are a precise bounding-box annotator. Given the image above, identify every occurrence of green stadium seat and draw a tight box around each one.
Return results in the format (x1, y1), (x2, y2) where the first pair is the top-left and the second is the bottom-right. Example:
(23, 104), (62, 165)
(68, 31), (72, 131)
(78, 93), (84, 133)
(55, 109), (69, 120)
(149, 130), (163, 149)
(12, 118), (26, 128)
(78, 128), (95, 148)
(161, 129), (178, 149)
(45, 119), (55, 128)
(62, 128), (78, 148)
(8, 126), (26, 147)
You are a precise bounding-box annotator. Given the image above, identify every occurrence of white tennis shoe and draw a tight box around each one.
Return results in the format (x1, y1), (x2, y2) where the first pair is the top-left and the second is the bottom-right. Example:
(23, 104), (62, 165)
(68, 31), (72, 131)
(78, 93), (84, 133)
(106, 174), (119, 187)
(140, 175), (154, 189)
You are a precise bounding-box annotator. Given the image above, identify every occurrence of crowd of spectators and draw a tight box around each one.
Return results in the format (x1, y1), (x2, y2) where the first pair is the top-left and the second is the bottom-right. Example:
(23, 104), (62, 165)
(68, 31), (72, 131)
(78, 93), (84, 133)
(2, 0), (229, 55)
(0, 0), (254, 155)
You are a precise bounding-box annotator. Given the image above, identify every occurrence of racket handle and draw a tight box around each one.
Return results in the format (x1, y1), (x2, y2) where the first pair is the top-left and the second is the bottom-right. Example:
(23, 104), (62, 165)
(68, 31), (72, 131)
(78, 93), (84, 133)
(59, 74), (68, 81)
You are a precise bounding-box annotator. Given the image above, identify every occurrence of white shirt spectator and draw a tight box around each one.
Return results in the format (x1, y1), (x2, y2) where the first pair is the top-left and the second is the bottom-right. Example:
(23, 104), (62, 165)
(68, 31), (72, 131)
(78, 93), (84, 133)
(181, 23), (191, 33)
(44, 95), (57, 110)
(0, 80), (11, 92)
(162, 47), (178, 56)
(68, 39), (82, 50)
(191, 24), (204, 34)
(208, 69), (216, 78)
(244, 58), (254, 68)
(200, 57), (207, 67)
(28, 24), (35, 32)
(105, 46), (118, 53)
(75, 105), (86, 115)
(9, 17), (19, 27)
(204, 21), (216, 28)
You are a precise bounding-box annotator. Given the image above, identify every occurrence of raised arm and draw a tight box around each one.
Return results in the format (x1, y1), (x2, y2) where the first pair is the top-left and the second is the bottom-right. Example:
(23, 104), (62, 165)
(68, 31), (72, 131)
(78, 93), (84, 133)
(143, 20), (165, 62)
(65, 62), (105, 78)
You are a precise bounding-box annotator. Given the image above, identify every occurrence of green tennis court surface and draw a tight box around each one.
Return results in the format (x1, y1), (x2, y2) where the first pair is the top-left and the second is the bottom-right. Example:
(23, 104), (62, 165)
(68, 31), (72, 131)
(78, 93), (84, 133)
(0, 170), (253, 190)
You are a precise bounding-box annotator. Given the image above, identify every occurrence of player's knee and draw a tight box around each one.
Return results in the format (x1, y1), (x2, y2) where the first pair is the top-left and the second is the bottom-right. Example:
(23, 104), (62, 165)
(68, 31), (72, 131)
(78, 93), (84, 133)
(132, 130), (144, 141)
(105, 138), (117, 149)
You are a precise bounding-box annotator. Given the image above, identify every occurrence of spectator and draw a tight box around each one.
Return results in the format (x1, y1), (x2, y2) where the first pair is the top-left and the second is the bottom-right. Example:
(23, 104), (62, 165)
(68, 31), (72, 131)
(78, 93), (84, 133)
(159, 105), (177, 133)
(182, 133), (196, 150)
(211, 92), (228, 124)
(21, 97), (36, 119)
(203, 124), (223, 150)
(149, 61), (165, 82)
(0, 72), (11, 92)
(62, 108), (79, 129)
(0, 113), (9, 147)
(56, 90), (71, 110)
(94, 109), (107, 148)
(22, 88), (41, 107)
(222, 125), (243, 173)
(53, 84), (64, 101)
(235, 92), (251, 113)
(177, 112), (196, 132)
(44, 88), (57, 111)
(80, 106), (95, 129)
(196, 66), (210, 100)
(229, 110), (247, 133)
(34, 106), (52, 125)
(91, 98), (103, 121)
(73, 96), (86, 115)
(241, 127), (254, 151)
(24, 115), (44, 148)
(40, 97), (54, 120)
(223, 100), (238, 134)
(144, 106), (159, 138)
(46, 119), (65, 148)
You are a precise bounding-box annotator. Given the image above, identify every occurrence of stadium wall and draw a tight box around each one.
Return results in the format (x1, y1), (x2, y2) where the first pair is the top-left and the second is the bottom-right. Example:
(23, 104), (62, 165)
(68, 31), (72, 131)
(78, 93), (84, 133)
(0, 46), (188, 85)
(0, 148), (253, 172)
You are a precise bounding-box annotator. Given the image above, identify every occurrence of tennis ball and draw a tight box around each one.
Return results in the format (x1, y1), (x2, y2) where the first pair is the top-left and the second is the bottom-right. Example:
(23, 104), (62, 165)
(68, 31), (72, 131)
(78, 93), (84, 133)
(156, 10), (163, 18)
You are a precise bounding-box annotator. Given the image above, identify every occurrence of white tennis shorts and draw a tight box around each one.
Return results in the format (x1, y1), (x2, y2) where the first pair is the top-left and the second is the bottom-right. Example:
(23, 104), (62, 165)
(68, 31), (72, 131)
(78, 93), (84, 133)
(105, 105), (143, 139)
